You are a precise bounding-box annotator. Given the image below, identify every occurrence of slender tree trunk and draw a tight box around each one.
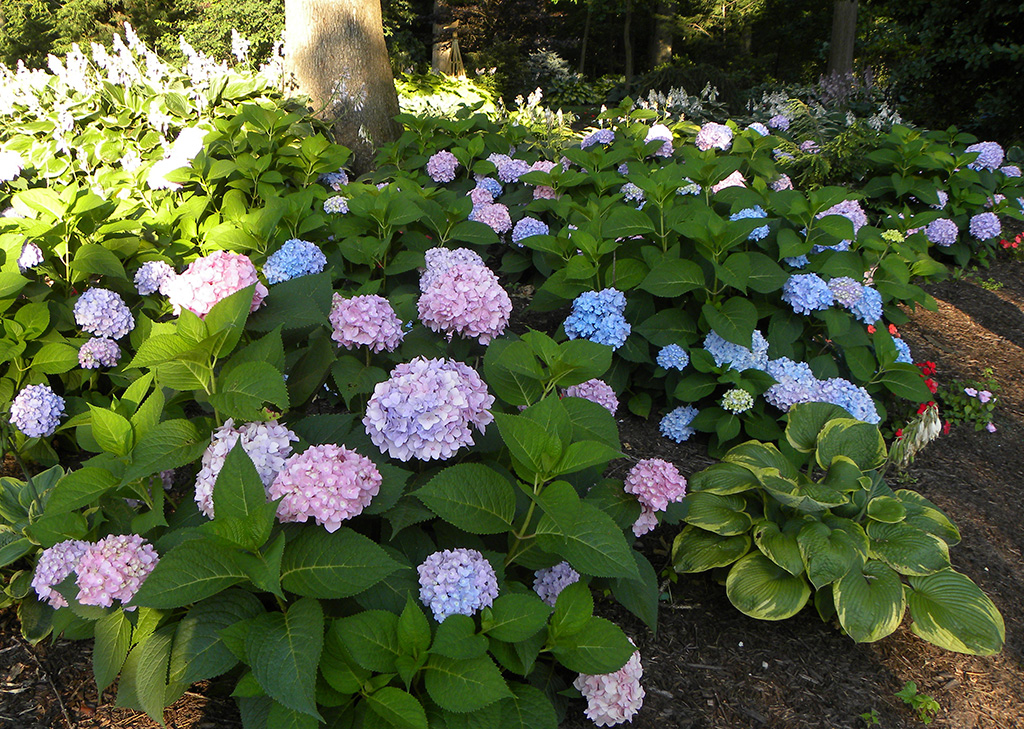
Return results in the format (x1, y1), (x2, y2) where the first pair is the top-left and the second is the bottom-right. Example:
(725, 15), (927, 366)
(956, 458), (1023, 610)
(285, 0), (401, 174)
(431, 0), (453, 75)
(578, 0), (593, 74)
(623, 0), (633, 91)
(827, 0), (858, 77)
(648, 0), (673, 68)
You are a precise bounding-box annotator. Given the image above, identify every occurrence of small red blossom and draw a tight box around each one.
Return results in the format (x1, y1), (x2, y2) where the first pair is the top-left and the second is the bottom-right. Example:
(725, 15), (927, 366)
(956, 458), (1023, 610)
(867, 325), (876, 334)
(888, 324), (900, 338)
(925, 378), (938, 394)
(916, 361), (937, 376)
(916, 401), (936, 415)
(895, 428), (903, 438)
(943, 420), (951, 435)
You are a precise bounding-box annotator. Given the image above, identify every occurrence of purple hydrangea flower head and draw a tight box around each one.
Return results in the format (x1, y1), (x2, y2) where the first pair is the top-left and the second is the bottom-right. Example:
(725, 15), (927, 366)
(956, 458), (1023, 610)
(748, 122), (770, 136)
(474, 176), (503, 198)
(695, 122), (733, 152)
(965, 141), (1004, 171)
(771, 174), (794, 192)
(893, 337), (913, 364)
(818, 378), (880, 424)
(0, 149), (25, 182)
(764, 357), (821, 412)
(17, 242), (43, 272)
(418, 548), (498, 622)
(965, 387), (978, 397)
(969, 212), (1000, 240)
(193, 418), (299, 519)
(660, 405), (699, 443)
(533, 561), (580, 607)
(828, 277), (864, 308)
(364, 357), (495, 462)
(263, 239), (327, 284)
(32, 539), (89, 608)
(799, 140), (820, 154)
(645, 124), (674, 156)
(817, 199), (868, 236)
(931, 190), (949, 210)
(418, 262), (512, 345)
(469, 202), (513, 234)
(324, 195), (349, 214)
(75, 534), (159, 608)
(426, 150), (459, 183)
(925, 218), (957, 247)
(581, 129), (615, 148)
(319, 169), (349, 190)
(730, 206), (770, 241)
(624, 458), (687, 512)
(710, 170), (746, 194)
(850, 285), (883, 325)
(11, 384), (65, 437)
(703, 330), (770, 372)
(574, 647), (645, 726)
(784, 254), (809, 268)
(656, 344), (689, 371)
(562, 378), (618, 415)
(134, 260), (175, 295)
(512, 216), (549, 245)
(468, 186), (493, 206)
(1000, 165), (1021, 178)
(620, 182), (645, 205)
(329, 294), (405, 353)
(268, 444), (381, 532)
(563, 289), (631, 350)
(420, 247), (485, 291)
(986, 422), (997, 433)
(164, 251), (267, 319)
(721, 388), (754, 414)
(782, 273), (835, 315)
(768, 115), (790, 131)
(978, 390), (993, 404)
(488, 153), (530, 183)
(79, 337), (120, 369)
(74, 288), (134, 339)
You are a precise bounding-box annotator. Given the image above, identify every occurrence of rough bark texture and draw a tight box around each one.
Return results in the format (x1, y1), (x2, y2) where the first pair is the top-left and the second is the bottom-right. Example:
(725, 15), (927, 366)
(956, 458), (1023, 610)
(648, 0), (673, 68)
(827, 0), (858, 77)
(285, 0), (401, 174)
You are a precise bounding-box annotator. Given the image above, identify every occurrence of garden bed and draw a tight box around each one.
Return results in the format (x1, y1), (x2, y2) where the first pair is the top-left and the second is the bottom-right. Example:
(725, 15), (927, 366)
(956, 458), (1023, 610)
(3, 256), (1023, 729)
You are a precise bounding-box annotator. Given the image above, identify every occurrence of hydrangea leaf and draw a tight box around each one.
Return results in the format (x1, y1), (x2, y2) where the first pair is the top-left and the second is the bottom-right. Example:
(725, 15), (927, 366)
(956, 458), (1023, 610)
(169, 589), (264, 685)
(280, 528), (401, 600)
(415, 463), (516, 535)
(245, 598), (324, 720)
(423, 654), (512, 713)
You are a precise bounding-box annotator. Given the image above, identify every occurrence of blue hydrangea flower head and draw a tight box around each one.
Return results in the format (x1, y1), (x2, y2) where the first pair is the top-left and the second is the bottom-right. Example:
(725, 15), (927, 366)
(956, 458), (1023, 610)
(850, 285), (883, 325)
(73, 288), (134, 339)
(324, 196), (349, 214)
(828, 276), (863, 308)
(11, 384), (65, 437)
(703, 330), (769, 372)
(764, 357), (821, 412)
(784, 255), (809, 269)
(656, 344), (690, 371)
(660, 405), (699, 443)
(893, 337), (913, 365)
(263, 239), (328, 284)
(782, 273), (834, 315)
(747, 122), (770, 136)
(730, 206), (770, 241)
(818, 378), (880, 424)
(474, 175), (503, 198)
(965, 141), (1004, 171)
(417, 548), (498, 622)
(563, 288), (631, 350)
(580, 129), (615, 148)
(511, 217), (549, 245)
(620, 182), (645, 205)
(969, 212), (1000, 241)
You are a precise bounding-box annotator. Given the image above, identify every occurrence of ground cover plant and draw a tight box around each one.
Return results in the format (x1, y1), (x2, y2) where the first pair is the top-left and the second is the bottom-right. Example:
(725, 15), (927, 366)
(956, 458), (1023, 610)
(0, 28), (1017, 729)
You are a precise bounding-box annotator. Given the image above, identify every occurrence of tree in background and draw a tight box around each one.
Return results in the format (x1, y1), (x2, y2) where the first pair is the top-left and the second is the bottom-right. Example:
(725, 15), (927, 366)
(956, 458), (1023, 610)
(827, 0), (857, 77)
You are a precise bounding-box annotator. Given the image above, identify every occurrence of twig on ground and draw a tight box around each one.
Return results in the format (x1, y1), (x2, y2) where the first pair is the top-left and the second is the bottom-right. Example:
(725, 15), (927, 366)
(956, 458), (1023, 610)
(17, 636), (74, 729)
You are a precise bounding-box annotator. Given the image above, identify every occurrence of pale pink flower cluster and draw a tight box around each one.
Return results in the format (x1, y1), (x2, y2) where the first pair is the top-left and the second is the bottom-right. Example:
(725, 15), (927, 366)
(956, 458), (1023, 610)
(562, 379), (618, 415)
(329, 293), (405, 353)
(695, 122), (733, 152)
(624, 458), (687, 537)
(364, 357), (494, 462)
(268, 444), (381, 532)
(469, 202), (513, 234)
(75, 534), (159, 609)
(574, 647), (645, 727)
(645, 124), (674, 156)
(164, 251), (267, 319)
(194, 419), (299, 519)
(418, 262), (511, 345)
(426, 150), (459, 183)
(31, 540), (89, 608)
(419, 247), (485, 291)
(710, 170), (747, 194)
(528, 159), (559, 199)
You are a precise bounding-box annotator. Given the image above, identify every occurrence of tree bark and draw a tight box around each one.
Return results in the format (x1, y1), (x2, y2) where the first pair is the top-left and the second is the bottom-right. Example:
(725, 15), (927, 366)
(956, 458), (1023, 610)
(648, 0), (673, 68)
(285, 0), (401, 174)
(623, 0), (633, 91)
(578, 0), (593, 74)
(827, 0), (858, 77)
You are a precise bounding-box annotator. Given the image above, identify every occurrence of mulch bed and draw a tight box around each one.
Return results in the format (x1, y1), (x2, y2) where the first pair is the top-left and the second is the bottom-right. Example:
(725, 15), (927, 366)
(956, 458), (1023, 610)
(4, 257), (1024, 729)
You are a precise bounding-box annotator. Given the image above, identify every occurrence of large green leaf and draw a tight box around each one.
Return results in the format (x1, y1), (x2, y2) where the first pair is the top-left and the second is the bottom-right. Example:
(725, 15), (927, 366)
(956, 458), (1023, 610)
(761, 473), (845, 513)
(725, 552), (812, 620)
(867, 521), (950, 576)
(94, 610), (133, 693)
(481, 593), (551, 643)
(785, 402), (850, 453)
(753, 521), (804, 576)
(46, 467), (119, 514)
(334, 610), (400, 673)
(797, 521), (862, 590)
(365, 687), (428, 729)
(415, 463), (516, 534)
(905, 569), (1005, 655)
(246, 598), (324, 719)
(130, 537), (247, 609)
(116, 626), (182, 726)
(169, 590), (264, 684)
(638, 259), (704, 297)
(833, 560), (905, 643)
(722, 441), (799, 480)
(815, 419), (886, 471)
(549, 616), (635, 674)
(501, 683), (558, 729)
(424, 654), (512, 713)
(894, 490), (961, 546)
(701, 297), (758, 349)
(688, 462), (760, 495)
(681, 492), (753, 536)
(280, 528), (401, 599)
(671, 525), (751, 573)
(122, 419), (207, 484)
(210, 361), (289, 421)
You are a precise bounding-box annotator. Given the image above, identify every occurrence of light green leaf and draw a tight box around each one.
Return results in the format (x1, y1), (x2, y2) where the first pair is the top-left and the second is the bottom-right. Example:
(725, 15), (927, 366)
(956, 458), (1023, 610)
(32, 342), (80, 375)
(46, 467), (119, 514)
(681, 492), (753, 536)
(89, 405), (134, 457)
(906, 569), (1005, 655)
(123, 419), (207, 484)
(671, 525), (750, 573)
(815, 419), (886, 471)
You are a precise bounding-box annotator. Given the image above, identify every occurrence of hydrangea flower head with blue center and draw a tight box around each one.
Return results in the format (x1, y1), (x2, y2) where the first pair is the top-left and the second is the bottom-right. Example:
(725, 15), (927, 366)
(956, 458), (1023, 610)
(263, 239), (327, 284)
(730, 206), (770, 241)
(656, 344), (690, 371)
(533, 562), (580, 607)
(782, 273), (834, 315)
(850, 285), (883, 325)
(660, 405), (699, 443)
(418, 548), (498, 622)
(511, 216), (549, 245)
(784, 254), (809, 268)
(563, 288), (631, 350)
(74, 288), (134, 339)
(473, 175), (503, 198)
(703, 330), (769, 372)
(79, 338), (120, 369)
(828, 276), (864, 308)
(319, 169), (349, 190)
(965, 141), (1004, 171)
(695, 122), (733, 151)
(324, 195), (349, 214)
(969, 212), (1001, 241)
(134, 260), (175, 295)
(426, 150), (459, 183)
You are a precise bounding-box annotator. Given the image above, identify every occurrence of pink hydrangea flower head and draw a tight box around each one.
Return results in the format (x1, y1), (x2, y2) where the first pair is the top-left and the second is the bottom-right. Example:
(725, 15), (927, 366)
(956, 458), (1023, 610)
(194, 418), (299, 519)
(469, 202), (512, 234)
(363, 357), (495, 462)
(574, 646), (645, 727)
(426, 150), (459, 183)
(770, 174), (793, 192)
(418, 262), (511, 345)
(329, 293), (405, 353)
(533, 561), (581, 607)
(624, 458), (687, 512)
(632, 505), (659, 537)
(645, 124), (674, 156)
(418, 548), (498, 622)
(562, 379), (618, 415)
(710, 170), (746, 194)
(268, 444), (381, 532)
(32, 539), (89, 608)
(420, 247), (486, 291)
(75, 534), (159, 609)
(164, 250), (267, 319)
(468, 186), (493, 206)
(695, 122), (733, 152)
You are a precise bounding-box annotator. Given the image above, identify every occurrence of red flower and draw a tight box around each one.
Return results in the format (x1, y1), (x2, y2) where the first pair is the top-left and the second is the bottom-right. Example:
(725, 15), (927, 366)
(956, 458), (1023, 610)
(889, 324), (900, 338)
(867, 325), (876, 334)
(895, 428), (904, 438)
(916, 401), (935, 415)
(916, 361), (937, 376)
(925, 378), (938, 394)
(943, 420), (951, 435)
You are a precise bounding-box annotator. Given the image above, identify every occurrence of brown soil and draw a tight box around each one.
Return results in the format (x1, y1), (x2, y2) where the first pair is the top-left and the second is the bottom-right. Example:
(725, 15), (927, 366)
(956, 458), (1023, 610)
(4, 258), (1024, 729)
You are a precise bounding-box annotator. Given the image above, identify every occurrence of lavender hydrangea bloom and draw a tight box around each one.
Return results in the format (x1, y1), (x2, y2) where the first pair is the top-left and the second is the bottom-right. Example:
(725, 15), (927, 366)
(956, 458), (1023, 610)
(319, 169), (349, 190)
(32, 540), (89, 608)
(426, 150), (459, 183)
(324, 195), (349, 214)
(768, 115), (790, 131)
(420, 247), (486, 291)
(893, 337), (913, 365)
(730, 206), (770, 241)
(563, 289), (631, 350)
(74, 288), (134, 339)
(469, 202), (513, 234)
(581, 129), (615, 148)
(784, 254), (809, 268)
(818, 378), (880, 424)
(511, 216), (549, 245)
(75, 534), (159, 608)
(468, 186), (493, 206)
(533, 562), (581, 607)
(330, 294), (405, 353)
(620, 182), (645, 205)
(645, 124), (674, 156)
(562, 378), (618, 415)
(656, 344), (690, 371)
(764, 357), (821, 411)
(660, 405), (699, 443)
(799, 140), (820, 154)
(1000, 165), (1021, 178)
(695, 122), (733, 151)
(782, 273), (834, 315)
(704, 330), (771, 373)
(418, 548), (498, 622)
(965, 141), (1004, 171)
(364, 357), (494, 462)
(488, 153), (531, 183)
(969, 212), (1001, 240)
(574, 647), (645, 727)
(850, 285), (883, 325)
(79, 338), (120, 369)
(17, 242), (43, 272)
(925, 218), (957, 247)
(11, 384), (65, 437)
(816, 199), (868, 243)
(134, 260), (175, 295)
(827, 276), (864, 308)
(417, 262), (512, 345)
(748, 122), (770, 136)
(771, 174), (794, 192)
(263, 239), (327, 284)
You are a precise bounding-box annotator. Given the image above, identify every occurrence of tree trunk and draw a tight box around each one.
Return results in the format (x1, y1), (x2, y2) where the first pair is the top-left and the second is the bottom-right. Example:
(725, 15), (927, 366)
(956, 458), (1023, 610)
(623, 0), (633, 91)
(827, 0), (858, 77)
(431, 0), (453, 75)
(285, 0), (401, 174)
(578, 0), (593, 74)
(648, 0), (673, 68)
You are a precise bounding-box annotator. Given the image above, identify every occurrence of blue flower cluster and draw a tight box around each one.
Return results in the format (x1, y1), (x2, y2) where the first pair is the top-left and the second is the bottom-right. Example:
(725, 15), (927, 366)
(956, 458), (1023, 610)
(511, 216), (549, 245)
(747, 122), (770, 136)
(656, 344), (690, 371)
(263, 239), (328, 284)
(73, 288), (134, 339)
(817, 378), (880, 424)
(893, 337), (913, 364)
(417, 548), (498, 623)
(765, 357), (880, 424)
(783, 255), (809, 269)
(660, 405), (699, 443)
(827, 277), (862, 307)
(849, 285), (882, 325)
(782, 273), (834, 315)
(703, 330), (769, 372)
(924, 218), (957, 247)
(563, 288), (631, 350)
(11, 384), (65, 437)
(474, 175), (503, 198)
(134, 260), (175, 296)
(969, 212), (1001, 241)
(729, 206), (770, 241)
